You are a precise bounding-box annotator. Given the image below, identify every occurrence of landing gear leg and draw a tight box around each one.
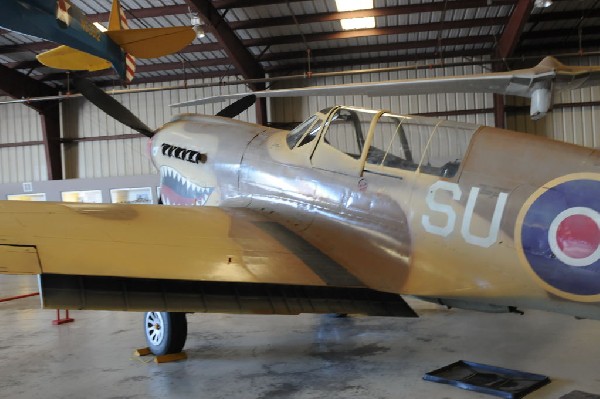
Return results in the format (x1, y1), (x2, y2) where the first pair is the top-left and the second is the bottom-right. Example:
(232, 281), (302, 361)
(144, 312), (187, 356)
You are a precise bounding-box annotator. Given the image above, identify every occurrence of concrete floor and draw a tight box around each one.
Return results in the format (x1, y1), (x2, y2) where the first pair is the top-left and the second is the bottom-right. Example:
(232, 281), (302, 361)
(1, 275), (600, 399)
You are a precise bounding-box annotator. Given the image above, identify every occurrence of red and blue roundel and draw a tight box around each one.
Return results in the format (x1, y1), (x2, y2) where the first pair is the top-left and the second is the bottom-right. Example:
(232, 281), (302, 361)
(517, 175), (600, 301)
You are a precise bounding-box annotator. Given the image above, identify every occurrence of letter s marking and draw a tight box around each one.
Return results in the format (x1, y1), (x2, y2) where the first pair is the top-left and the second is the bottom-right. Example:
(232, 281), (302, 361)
(422, 181), (461, 237)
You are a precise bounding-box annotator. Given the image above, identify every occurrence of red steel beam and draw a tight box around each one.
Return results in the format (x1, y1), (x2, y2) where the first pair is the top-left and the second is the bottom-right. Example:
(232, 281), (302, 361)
(243, 17), (508, 47)
(495, 0), (534, 60)
(41, 106), (63, 180)
(185, 0), (264, 83)
(0, 64), (57, 112)
(266, 48), (491, 74)
(0, 42), (54, 56)
(260, 35), (496, 62)
(517, 40), (600, 54)
(85, 4), (190, 23)
(529, 8), (600, 23)
(229, 0), (516, 30)
(213, 0), (517, 9)
(521, 27), (598, 41)
(0, 65), (64, 179)
(95, 69), (241, 87)
(185, 0), (266, 124)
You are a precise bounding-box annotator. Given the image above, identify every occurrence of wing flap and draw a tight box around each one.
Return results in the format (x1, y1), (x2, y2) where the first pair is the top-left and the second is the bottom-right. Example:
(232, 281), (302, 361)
(37, 45), (111, 71)
(106, 27), (195, 58)
(0, 201), (355, 288)
(39, 274), (417, 316)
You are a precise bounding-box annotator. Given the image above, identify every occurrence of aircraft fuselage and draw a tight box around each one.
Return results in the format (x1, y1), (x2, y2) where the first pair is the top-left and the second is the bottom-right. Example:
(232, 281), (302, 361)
(152, 107), (600, 320)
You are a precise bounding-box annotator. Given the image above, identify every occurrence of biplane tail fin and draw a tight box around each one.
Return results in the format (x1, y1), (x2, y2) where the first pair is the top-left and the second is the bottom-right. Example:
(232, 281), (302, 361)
(105, 0), (195, 73)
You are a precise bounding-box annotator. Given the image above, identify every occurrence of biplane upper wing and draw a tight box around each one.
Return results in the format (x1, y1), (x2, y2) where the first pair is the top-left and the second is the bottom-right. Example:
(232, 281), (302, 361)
(0, 201), (414, 316)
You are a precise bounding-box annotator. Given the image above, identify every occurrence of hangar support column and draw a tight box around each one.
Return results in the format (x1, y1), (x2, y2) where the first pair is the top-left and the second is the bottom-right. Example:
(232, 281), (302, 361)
(40, 105), (63, 180)
(493, 0), (534, 129)
(186, 0), (268, 125)
(0, 64), (63, 180)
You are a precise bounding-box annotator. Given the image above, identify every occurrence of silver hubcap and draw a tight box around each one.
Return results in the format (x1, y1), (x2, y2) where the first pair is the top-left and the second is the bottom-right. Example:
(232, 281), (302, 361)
(145, 312), (165, 346)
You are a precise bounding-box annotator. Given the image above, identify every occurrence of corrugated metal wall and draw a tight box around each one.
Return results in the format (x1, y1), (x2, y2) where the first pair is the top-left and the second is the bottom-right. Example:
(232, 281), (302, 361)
(61, 79), (256, 179)
(0, 99), (47, 183)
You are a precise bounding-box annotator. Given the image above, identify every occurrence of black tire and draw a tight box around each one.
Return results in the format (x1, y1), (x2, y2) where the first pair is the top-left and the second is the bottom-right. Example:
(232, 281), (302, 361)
(144, 312), (188, 356)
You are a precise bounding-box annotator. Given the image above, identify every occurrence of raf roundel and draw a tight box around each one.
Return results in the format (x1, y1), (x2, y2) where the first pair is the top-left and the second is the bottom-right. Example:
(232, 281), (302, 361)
(516, 175), (600, 301)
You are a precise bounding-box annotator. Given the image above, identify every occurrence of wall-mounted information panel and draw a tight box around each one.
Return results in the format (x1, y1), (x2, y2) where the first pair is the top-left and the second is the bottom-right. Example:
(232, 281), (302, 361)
(61, 190), (103, 203)
(110, 187), (153, 204)
(7, 193), (47, 201)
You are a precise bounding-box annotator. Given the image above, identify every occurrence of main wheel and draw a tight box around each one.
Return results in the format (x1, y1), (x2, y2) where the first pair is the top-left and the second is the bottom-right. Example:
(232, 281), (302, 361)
(144, 312), (188, 356)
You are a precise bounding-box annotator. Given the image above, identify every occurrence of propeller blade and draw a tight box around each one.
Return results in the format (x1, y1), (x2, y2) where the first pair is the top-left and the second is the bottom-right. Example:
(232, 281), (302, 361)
(72, 77), (154, 137)
(216, 95), (256, 118)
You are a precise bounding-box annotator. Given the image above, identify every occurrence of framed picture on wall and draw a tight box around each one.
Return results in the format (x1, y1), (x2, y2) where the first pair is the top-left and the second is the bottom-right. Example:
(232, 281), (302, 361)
(6, 193), (47, 201)
(110, 187), (153, 204)
(61, 190), (103, 203)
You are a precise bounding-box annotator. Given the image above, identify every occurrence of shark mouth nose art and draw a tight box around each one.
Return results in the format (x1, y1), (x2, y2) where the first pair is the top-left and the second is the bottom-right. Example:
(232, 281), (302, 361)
(159, 166), (214, 206)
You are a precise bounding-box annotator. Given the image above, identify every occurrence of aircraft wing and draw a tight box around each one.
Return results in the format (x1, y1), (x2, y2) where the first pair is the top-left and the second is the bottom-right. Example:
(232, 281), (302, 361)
(106, 27), (196, 59)
(170, 56), (600, 119)
(171, 74), (518, 106)
(0, 201), (414, 316)
(0, 201), (345, 285)
(37, 45), (112, 72)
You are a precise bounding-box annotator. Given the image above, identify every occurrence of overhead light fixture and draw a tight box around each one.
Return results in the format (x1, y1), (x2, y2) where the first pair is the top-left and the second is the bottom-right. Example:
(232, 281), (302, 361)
(534, 0), (552, 8)
(335, 0), (375, 30)
(93, 22), (107, 32)
(340, 17), (375, 30)
(190, 13), (205, 39)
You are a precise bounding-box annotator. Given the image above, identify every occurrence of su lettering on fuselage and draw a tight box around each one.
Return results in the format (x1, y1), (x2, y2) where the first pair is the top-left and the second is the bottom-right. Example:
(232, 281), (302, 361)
(421, 181), (509, 248)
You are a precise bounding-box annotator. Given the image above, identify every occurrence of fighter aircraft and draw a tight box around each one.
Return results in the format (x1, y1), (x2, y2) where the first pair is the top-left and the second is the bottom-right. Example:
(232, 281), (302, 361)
(1, 57), (600, 357)
(0, 0), (195, 82)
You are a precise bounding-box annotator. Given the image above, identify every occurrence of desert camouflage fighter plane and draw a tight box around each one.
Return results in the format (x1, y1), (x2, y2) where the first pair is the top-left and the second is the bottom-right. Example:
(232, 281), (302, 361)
(1, 57), (600, 356)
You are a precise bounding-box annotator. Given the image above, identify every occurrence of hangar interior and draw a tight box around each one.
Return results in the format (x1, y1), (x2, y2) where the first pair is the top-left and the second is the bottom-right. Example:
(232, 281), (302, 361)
(1, 1), (600, 398)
